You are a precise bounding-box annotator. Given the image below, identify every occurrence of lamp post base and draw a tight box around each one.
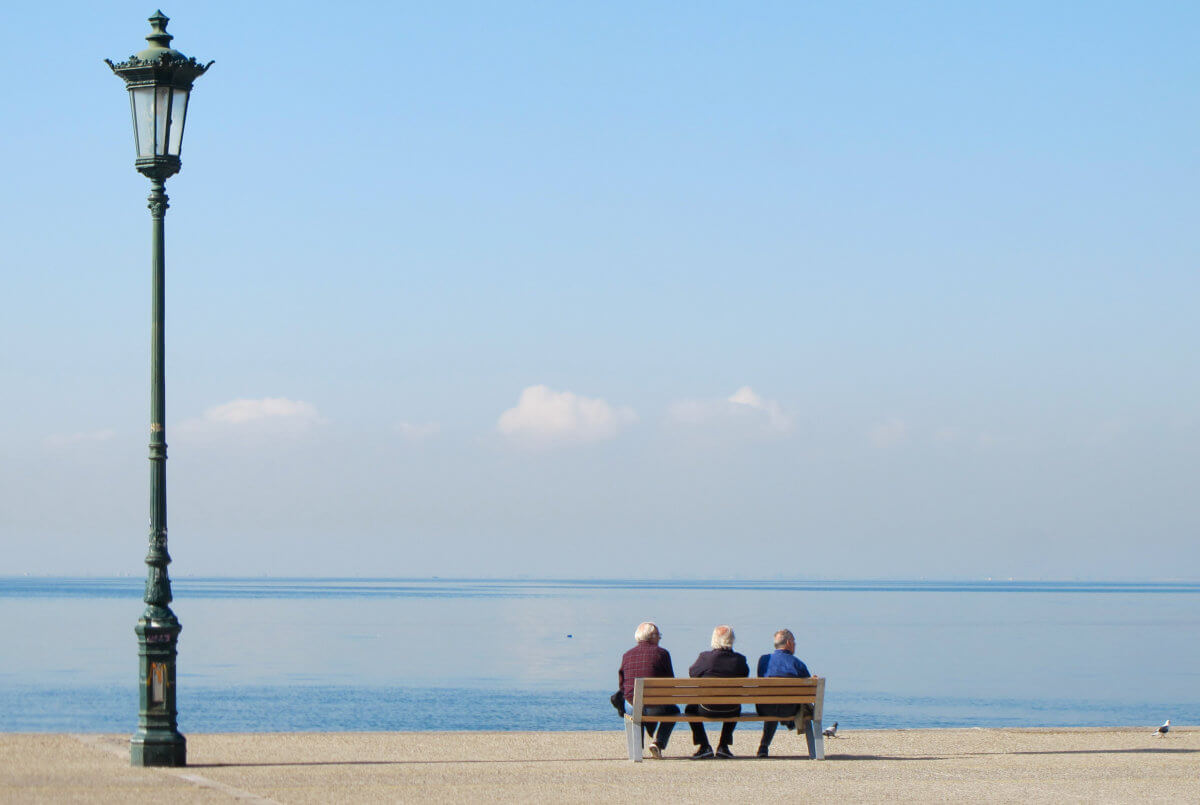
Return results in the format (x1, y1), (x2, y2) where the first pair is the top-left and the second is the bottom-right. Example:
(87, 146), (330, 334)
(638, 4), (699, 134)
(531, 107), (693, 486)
(131, 732), (187, 767)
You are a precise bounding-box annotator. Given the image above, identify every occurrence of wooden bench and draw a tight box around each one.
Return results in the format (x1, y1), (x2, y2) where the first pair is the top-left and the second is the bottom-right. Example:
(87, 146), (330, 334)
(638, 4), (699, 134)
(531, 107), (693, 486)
(624, 676), (827, 761)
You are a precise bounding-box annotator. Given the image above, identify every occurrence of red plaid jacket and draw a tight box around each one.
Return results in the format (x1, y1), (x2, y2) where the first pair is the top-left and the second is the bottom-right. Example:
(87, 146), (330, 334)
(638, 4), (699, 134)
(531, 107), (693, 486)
(619, 642), (675, 703)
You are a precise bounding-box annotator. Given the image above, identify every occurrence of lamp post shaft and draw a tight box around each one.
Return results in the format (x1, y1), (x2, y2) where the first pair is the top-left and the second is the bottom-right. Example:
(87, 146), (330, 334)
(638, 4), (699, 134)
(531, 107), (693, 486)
(148, 179), (169, 590)
(148, 179), (168, 583)
(131, 179), (186, 767)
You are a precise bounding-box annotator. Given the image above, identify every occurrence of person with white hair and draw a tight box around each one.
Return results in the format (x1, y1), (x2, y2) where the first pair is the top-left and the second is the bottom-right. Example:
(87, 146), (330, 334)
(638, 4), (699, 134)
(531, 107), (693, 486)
(754, 628), (811, 758)
(618, 621), (678, 759)
(684, 624), (749, 759)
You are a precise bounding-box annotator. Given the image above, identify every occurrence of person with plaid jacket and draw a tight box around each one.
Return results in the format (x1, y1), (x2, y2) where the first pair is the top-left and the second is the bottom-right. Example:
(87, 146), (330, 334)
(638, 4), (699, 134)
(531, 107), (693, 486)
(618, 621), (677, 759)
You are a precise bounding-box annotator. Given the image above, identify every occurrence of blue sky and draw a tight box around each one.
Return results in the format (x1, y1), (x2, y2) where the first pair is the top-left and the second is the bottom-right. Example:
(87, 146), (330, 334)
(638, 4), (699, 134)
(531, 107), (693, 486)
(2, 2), (1197, 578)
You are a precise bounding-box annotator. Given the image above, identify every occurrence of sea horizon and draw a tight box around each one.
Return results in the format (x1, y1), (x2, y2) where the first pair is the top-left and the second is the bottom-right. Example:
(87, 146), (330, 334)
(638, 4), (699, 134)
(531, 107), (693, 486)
(6, 574), (1200, 584)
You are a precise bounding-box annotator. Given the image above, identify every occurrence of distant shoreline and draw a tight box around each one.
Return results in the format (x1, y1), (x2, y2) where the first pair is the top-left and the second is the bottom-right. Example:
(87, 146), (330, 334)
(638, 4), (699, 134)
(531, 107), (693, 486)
(5, 575), (1200, 592)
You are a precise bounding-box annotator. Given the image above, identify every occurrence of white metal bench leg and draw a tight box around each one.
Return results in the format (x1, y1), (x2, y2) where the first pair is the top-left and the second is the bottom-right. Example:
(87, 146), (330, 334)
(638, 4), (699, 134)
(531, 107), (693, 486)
(809, 678), (826, 759)
(806, 719), (825, 760)
(625, 715), (643, 762)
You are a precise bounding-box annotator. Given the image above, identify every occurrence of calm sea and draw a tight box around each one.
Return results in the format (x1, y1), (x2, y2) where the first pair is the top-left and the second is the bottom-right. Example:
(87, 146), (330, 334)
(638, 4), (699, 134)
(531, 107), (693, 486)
(1, 577), (1197, 733)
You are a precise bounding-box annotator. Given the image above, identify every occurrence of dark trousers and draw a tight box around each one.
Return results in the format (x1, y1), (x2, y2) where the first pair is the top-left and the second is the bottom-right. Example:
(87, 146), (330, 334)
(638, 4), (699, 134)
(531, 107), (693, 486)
(640, 704), (679, 749)
(757, 704), (800, 751)
(685, 704), (738, 748)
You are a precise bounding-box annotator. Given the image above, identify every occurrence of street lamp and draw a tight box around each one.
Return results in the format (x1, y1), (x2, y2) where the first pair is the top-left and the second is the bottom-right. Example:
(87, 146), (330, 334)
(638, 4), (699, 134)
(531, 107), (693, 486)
(106, 10), (211, 768)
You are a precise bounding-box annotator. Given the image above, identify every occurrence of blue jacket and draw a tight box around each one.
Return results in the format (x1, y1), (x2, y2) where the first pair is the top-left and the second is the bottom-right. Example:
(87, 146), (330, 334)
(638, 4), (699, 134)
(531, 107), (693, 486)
(755, 649), (810, 718)
(757, 649), (810, 679)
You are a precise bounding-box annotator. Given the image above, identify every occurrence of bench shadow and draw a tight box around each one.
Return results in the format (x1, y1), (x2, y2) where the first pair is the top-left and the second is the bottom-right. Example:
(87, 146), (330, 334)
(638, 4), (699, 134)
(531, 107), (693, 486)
(645, 754), (947, 762)
(808, 754), (947, 762)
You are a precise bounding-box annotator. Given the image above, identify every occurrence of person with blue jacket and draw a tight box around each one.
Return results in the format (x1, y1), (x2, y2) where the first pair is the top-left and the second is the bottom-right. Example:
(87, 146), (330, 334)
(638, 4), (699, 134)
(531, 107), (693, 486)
(755, 628), (811, 758)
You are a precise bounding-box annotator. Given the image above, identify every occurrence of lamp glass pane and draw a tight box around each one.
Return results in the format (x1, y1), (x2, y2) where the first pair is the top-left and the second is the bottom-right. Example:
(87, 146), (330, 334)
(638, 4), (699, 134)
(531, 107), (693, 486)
(167, 88), (189, 156)
(155, 87), (171, 156)
(127, 93), (141, 156)
(131, 87), (156, 158)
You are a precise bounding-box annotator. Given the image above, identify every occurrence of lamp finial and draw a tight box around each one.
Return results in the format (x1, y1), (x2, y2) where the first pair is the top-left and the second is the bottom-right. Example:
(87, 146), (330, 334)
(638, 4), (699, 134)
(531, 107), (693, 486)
(145, 11), (173, 50)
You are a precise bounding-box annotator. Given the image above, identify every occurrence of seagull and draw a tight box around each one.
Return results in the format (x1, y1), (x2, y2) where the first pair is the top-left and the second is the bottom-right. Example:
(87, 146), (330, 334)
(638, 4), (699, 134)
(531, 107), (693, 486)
(823, 721), (838, 738)
(1154, 719), (1170, 737)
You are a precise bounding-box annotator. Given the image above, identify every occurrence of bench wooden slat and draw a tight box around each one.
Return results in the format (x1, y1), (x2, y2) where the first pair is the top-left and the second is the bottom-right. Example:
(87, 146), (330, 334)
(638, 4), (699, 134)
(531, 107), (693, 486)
(643, 691), (820, 695)
(642, 695), (816, 705)
(641, 685), (817, 694)
(640, 677), (819, 687)
(635, 715), (795, 723)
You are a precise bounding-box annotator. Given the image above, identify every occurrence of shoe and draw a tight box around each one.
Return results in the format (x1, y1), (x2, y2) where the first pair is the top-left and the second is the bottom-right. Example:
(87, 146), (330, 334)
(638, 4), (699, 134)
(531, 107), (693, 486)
(647, 742), (662, 760)
(715, 745), (735, 759)
(610, 690), (627, 717)
(756, 747), (769, 758)
(691, 746), (714, 760)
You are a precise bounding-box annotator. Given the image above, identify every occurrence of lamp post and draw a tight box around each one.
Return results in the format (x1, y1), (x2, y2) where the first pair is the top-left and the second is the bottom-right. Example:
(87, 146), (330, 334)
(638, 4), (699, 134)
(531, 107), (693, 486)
(106, 10), (211, 768)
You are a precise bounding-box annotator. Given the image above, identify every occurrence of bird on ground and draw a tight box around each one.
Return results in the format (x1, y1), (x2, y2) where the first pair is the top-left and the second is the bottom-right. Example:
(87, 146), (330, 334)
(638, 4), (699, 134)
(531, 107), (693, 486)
(1154, 720), (1170, 736)
(823, 722), (838, 738)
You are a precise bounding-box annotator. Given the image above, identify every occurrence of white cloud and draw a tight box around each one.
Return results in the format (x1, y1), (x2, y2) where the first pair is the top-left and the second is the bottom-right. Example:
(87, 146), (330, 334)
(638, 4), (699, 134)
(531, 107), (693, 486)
(179, 397), (324, 438)
(395, 421), (440, 440)
(869, 417), (909, 448)
(202, 398), (322, 425)
(727, 386), (792, 432)
(667, 386), (793, 434)
(45, 429), (116, 448)
(497, 385), (637, 446)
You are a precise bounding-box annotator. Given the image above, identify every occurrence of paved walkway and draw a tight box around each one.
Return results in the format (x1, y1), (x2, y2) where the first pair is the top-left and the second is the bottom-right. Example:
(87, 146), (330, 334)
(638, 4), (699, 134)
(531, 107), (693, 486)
(2, 727), (1196, 802)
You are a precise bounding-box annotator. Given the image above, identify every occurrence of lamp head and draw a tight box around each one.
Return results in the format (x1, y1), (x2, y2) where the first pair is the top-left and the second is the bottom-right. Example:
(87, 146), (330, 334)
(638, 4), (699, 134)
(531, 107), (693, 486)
(106, 11), (212, 181)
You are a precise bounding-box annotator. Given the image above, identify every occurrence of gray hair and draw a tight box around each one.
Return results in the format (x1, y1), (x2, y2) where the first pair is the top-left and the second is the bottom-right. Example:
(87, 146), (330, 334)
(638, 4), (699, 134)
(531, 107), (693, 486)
(774, 629), (795, 649)
(710, 625), (735, 649)
(635, 622), (660, 643)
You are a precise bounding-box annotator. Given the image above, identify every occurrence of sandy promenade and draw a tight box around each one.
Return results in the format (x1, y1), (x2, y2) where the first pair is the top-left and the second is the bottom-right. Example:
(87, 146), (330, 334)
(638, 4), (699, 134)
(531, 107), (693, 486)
(1, 727), (1195, 803)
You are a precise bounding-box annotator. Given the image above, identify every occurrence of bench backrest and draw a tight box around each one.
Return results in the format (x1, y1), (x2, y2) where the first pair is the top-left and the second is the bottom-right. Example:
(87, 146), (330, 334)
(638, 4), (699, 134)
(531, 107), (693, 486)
(636, 676), (823, 707)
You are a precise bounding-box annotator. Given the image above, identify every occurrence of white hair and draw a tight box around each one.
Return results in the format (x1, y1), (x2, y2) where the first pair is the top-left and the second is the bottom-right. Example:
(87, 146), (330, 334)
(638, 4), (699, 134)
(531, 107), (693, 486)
(774, 629), (795, 649)
(635, 622), (660, 643)
(710, 625), (735, 649)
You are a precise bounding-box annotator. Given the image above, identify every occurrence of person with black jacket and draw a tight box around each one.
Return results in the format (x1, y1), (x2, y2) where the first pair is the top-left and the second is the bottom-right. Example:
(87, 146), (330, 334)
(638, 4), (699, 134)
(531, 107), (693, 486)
(685, 624), (749, 759)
